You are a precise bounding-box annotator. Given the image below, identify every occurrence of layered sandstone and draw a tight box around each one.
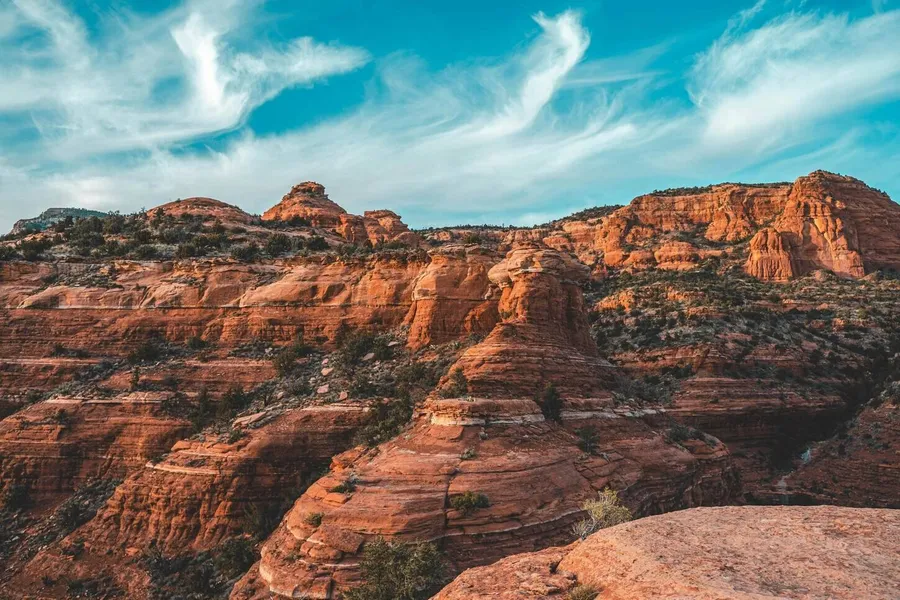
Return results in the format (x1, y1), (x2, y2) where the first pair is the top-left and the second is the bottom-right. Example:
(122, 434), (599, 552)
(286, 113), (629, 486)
(262, 182), (421, 246)
(542, 171), (900, 280)
(236, 398), (737, 599)
(745, 171), (900, 280)
(775, 399), (900, 508)
(0, 256), (426, 361)
(2, 404), (371, 599)
(235, 244), (738, 599)
(0, 392), (192, 508)
(436, 505), (900, 600)
(404, 246), (500, 349)
(447, 245), (614, 398)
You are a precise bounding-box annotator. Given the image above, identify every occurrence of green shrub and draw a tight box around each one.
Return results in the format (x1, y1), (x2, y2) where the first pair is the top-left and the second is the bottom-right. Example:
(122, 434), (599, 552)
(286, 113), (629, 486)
(449, 491), (489, 515)
(568, 585), (599, 600)
(537, 383), (562, 422)
(329, 474), (359, 494)
(353, 398), (414, 447)
(230, 243), (259, 261)
(128, 340), (163, 364)
(271, 338), (313, 376)
(218, 385), (251, 418)
(265, 233), (293, 256)
(214, 537), (257, 579)
(576, 425), (598, 454)
(1, 482), (30, 511)
(336, 330), (393, 366)
(343, 538), (446, 600)
(305, 236), (329, 251)
(304, 512), (324, 527)
(439, 368), (468, 398)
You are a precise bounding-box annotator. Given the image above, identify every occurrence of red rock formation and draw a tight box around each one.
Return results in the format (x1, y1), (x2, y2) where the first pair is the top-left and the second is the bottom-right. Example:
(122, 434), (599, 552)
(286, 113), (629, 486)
(404, 246), (500, 349)
(1, 403), (371, 599)
(148, 197), (252, 225)
(234, 244), (738, 600)
(235, 399), (736, 599)
(544, 171), (900, 280)
(775, 399), (900, 508)
(435, 505), (900, 600)
(745, 172), (900, 280)
(262, 183), (421, 246)
(0, 256), (426, 360)
(0, 392), (192, 508)
(447, 245), (614, 398)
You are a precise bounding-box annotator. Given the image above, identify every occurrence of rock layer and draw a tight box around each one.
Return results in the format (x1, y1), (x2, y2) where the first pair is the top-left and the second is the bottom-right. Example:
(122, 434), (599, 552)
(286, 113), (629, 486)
(236, 398), (737, 599)
(435, 505), (900, 600)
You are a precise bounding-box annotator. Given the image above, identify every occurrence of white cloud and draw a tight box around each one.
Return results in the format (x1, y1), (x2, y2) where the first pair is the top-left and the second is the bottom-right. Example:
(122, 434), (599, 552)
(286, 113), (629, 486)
(1, 3), (900, 231)
(690, 9), (900, 153)
(0, 0), (369, 159)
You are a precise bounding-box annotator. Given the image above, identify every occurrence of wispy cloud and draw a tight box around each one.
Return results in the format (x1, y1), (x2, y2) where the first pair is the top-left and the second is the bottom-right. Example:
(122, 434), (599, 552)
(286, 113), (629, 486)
(690, 8), (900, 154)
(1, 2), (899, 231)
(0, 0), (369, 159)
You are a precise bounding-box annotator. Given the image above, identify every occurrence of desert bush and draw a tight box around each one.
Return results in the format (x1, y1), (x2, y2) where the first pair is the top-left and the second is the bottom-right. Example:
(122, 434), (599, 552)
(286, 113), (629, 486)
(343, 538), (446, 600)
(537, 383), (562, 422)
(304, 512), (324, 527)
(128, 340), (163, 364)
(271, 338), (313, 376)
(218, 385), (251, 418)
(214, 537), (257, 579)
(576, 425), (599, 454)
(572, 488), (632, 540)
(568, 585), (599, 600)
(329, 473), (359, 494)
(353, 397), (414, 447)
(305, 235), (329, 251)
(336, 330), (393, 366)
(265, 233), (293, 256)
(230, 242), (260, 261)
(439, 368), (469, 398)
(1, 482), (30, 511)
(449, 491), (489, 515)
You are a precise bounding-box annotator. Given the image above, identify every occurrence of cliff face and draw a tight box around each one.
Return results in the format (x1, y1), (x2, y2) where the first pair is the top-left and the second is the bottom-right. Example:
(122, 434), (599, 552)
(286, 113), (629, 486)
(262, 182), (421, 247)
(775, 397), (900, 508)
(448, 245), (614, 398)
(4, 403), (371, 599)
(435, 505), (900, 600)
(236, 244), (739, 600)
(0, 257), (424, 363)
(542, 171), (900, 281)
(0, 172), (897, 598)
(403, 246), (500, 349)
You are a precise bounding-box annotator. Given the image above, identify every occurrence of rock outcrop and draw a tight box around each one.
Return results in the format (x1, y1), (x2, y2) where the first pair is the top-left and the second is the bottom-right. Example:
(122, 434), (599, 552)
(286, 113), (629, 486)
(404, 246), (500, 349)
(0, 392), (192, 508)
(775, 398), (900, 508)
(435, 505), (900, 600)
(542, 171), (900, 280)
(447, 245), (614, 398)
(235, 244), (739, 599)
(148, 197), (253, 225)
(262, 183), (421, 246)
(744, 171), (900, 280)
(2, 403), (371, 599)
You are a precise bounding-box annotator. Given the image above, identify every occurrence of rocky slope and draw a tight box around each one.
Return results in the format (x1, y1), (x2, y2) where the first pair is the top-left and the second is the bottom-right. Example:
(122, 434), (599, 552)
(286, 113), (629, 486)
(536, 171), (900, 280)
(233, 245), (739, 599)
(0, 171), (898, 598)
(435, 505), (900, 599)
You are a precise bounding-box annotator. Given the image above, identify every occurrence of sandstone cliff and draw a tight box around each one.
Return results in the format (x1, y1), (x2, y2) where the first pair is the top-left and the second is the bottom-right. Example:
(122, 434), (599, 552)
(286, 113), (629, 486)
(435, 505), (900, 599)
(234, 245), (739, 599)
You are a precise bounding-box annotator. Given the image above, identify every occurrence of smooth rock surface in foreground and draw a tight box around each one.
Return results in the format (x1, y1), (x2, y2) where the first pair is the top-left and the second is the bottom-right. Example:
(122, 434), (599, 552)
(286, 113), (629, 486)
(435, 505), (900, 600)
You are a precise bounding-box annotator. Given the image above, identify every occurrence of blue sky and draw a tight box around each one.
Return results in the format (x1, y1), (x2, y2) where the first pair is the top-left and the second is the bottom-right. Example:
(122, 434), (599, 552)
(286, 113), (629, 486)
(1, 0), (899, 231)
